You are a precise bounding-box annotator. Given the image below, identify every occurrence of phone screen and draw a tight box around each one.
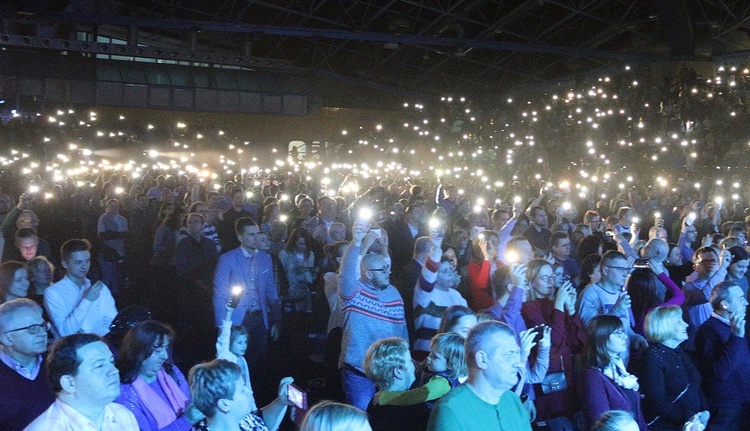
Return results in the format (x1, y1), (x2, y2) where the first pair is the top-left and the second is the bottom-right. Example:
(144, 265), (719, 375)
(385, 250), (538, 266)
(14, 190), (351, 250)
(288, 384), (308, 427)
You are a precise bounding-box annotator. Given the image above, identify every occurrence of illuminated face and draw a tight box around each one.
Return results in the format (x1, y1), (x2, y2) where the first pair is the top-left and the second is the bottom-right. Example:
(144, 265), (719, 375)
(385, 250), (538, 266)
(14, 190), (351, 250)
(29, 262), (53, 287)
(730, 259), (750, 279)
(587, 216), (602, 231)
(723, 285), (749, 318)
(450, 315), (477, 339)
(231, 334), (248, 356)
(667, 247), (682, 265)
(18, 237), (39, 261)
(531, 265), (555, 299)
(442, 249), (458, 268)
(427, 350), (448, 373)
(605, 327), (629, 357)
(515, 240), (533, 264)
(552, 238), (571, 259)
(6, 268), (30, 299)
(667, 314), (689, 344)
(186, 215), (204, 236)
(67, 341), (121, 405)
(139, 336), (170, 379)
(237, 225), (260, 250)
(484, 332), (522, 391)
(531, 210), (548, 228)
(694, 252), (719, 278)
(63, 250), (91, 280)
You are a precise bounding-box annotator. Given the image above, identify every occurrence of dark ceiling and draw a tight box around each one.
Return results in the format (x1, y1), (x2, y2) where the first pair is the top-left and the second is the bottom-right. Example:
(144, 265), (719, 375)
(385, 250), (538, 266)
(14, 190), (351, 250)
(4, 0), (750, 104)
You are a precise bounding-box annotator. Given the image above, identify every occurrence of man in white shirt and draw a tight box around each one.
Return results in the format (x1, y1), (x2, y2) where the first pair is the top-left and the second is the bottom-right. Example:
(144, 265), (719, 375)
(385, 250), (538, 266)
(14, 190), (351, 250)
(44, 239), (117, 338)
(24, 333), (138, 431)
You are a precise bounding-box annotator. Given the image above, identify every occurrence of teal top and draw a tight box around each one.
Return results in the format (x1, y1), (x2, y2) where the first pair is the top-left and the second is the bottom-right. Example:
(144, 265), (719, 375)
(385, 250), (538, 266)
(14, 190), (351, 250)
(427, 384), (531, 431)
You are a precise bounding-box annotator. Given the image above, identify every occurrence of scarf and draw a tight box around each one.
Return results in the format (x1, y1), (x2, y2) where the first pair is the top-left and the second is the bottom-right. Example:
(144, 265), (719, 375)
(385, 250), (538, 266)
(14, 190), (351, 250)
(131, 368), (190, 428)
(602, 357), (639, 391)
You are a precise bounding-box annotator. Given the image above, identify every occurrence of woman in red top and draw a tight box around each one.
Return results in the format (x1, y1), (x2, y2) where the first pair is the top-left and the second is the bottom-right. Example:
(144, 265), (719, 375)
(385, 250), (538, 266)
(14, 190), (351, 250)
(521, 259), (587, 423)
(466, 231), (501, 311)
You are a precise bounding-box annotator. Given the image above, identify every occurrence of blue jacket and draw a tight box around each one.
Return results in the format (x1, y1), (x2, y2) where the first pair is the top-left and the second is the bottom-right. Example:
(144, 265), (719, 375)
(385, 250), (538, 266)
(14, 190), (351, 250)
(213, 247), (281, 329)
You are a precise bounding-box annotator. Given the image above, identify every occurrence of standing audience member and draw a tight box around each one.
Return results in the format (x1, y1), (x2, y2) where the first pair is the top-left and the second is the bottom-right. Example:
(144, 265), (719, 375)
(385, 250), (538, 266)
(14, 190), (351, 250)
(97, 199), (128, 295)
(521, 260), (587, 423)
(578, 251), (648, 364)
(0, 299), (55, 431)
(639, 306), (709, 431)
(412, 231), (467, 359)
(213, 217), (281, 380)
(114, 320), (202, 431)
(427, 321), (531, 431)
(44, 239), (117, 337)
(579, 315), (648, 430)
(337, 219), (408, 411)
(278, 228), (317, 312)
(24, 333), (139, 431)
(467, 231), (502, 311)
(682, 247), (730, 341)
(693, 281), (750, 431)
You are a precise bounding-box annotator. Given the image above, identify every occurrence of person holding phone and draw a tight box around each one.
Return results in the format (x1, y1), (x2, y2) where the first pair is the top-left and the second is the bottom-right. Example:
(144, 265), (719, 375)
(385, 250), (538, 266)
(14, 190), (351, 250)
(189, 359), (294, 431)
(693, 281), (750, 431)
(577, 251), (647, 365)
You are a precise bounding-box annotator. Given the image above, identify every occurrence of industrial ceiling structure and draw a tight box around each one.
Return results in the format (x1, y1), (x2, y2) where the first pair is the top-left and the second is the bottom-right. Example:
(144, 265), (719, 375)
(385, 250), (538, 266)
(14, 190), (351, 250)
(2, 0), (750, 108)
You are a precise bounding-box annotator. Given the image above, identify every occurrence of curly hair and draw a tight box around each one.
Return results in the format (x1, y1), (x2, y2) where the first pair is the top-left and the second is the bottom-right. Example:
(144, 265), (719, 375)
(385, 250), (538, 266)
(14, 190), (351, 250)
(189, 359), (242, 418)
(363, 337), (410, 390)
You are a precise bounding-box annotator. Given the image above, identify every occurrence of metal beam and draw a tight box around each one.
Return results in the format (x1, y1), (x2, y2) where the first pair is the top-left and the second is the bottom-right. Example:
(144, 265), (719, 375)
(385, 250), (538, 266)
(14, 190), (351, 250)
(41, 13), (654, 60)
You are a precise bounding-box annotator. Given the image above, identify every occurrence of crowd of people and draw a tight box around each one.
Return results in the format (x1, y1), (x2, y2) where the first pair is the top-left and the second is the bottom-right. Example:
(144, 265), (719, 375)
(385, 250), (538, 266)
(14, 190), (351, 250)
(1, 62), (750, 431)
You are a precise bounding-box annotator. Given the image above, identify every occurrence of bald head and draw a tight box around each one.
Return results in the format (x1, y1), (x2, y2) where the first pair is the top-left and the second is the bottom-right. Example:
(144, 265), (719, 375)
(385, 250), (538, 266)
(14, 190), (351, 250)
(361, 253), (391, 288)
(643, 238), (668, 261)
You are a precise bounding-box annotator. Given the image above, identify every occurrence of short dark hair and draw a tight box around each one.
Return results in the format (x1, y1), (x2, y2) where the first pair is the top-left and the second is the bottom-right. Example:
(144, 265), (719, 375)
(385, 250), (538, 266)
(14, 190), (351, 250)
(529, 206), (546, 217)
(15, 227), (38, 243)
(692, 246), (717, 262)
(60, 239), (91, 262)
(600, 250), (626, 271)
(47, 333), (102, 393)
(710, 280), (739, 311)
(234, 217), (258, 236)
(549, 231), (569, 248)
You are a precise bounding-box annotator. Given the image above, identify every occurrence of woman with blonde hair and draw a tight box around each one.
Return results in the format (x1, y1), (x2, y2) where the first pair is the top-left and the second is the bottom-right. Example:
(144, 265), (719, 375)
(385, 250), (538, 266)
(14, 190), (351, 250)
(638, 306), (709, 431)
(300, 401), (371, 431)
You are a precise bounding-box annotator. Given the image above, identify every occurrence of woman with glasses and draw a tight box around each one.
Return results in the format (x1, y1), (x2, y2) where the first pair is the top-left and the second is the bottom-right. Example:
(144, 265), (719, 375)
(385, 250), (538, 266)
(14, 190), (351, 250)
(521, 259), (587, 424)
(579, 315), (648, 431)
(115, 320), (204, 431)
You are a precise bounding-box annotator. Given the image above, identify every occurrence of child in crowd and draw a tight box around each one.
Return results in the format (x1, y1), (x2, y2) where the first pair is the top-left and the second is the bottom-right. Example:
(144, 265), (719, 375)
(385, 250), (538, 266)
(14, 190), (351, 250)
(418, 332), (468, 408)
(215, 303), (251, 389)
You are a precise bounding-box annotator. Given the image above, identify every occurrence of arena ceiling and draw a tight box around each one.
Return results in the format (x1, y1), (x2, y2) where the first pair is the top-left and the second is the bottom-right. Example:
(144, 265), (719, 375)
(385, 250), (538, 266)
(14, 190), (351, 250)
(4, 0), (750, 103)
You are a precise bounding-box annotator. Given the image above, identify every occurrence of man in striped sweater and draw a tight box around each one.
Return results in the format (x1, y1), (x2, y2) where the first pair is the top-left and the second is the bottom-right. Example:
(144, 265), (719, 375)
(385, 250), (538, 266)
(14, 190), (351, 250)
(338, 218), (408, 411)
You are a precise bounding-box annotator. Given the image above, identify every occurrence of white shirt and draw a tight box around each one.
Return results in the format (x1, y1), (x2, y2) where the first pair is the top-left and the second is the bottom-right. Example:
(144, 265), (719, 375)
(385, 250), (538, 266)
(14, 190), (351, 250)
(44, 276), (118, 338)
(24, 399), (138, 431)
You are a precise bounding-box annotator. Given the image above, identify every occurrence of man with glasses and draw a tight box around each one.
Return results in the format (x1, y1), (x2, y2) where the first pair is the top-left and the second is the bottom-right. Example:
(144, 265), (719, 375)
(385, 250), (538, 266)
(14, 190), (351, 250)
(338, 218), (408, 411)
(683, 246), (731, 343)
(0, 299), (55, 430)
(578, 251), (647, 364)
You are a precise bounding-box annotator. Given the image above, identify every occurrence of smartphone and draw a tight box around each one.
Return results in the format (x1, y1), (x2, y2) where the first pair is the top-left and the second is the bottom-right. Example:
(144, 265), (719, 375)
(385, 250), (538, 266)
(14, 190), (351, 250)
(230, 287), (243, 308)
(288, 383), (308, 427)
(633, 258), (649, 269)
(605, 230), (616, 237)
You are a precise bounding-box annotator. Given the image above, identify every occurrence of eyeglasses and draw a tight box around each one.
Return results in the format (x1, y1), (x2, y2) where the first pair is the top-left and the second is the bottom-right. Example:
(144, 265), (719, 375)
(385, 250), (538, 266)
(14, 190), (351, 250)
(3, 321), (51, 335)
(698, 259), (717, 266)
(607, 266), (634, 273)
(367, 264), (390, 273)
